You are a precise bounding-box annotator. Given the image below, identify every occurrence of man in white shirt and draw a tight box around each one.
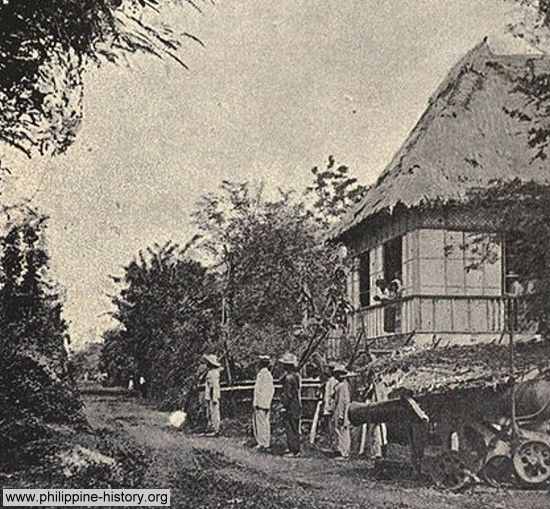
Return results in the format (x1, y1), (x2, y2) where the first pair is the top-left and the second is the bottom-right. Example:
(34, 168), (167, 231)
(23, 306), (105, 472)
(138, 375), (147, 398)
(204, 354), (222, 436)
(253, 355), (275, 450)
(332, 364), (352, 460)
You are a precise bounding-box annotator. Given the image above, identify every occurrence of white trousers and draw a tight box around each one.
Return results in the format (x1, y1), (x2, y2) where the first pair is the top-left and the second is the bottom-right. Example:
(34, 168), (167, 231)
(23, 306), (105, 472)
(334, 423), (351, 458)
(207, 400), (220, 433)
(254, 409), (271, 448)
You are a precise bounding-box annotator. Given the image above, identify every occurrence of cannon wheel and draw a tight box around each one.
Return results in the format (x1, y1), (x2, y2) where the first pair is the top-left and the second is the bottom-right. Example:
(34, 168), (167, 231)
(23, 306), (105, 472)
(512, 440), (550, 487)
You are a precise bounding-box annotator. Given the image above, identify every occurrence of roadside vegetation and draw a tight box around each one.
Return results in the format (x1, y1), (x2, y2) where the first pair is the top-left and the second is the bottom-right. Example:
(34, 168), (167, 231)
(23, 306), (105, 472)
(1, 0), (550, 499)
(101, 159), (368, 412)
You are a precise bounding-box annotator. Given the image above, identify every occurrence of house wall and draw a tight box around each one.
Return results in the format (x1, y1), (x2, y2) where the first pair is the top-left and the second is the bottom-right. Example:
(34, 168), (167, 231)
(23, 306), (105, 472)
(344, 205), (502, 257)
(345, 206), (506, 339)
(351, 291), (507, 338)
(404, 229), (502, 297)
(349, 227), (503, 307)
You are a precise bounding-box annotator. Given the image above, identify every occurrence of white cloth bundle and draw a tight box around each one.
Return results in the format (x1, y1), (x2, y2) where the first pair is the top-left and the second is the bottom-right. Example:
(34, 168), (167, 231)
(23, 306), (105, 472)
(168, 410), (187, 429)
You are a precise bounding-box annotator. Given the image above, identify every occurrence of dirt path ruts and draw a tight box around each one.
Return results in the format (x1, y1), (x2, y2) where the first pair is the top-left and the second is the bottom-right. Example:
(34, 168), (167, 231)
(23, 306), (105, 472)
(83, 395), (549, 509)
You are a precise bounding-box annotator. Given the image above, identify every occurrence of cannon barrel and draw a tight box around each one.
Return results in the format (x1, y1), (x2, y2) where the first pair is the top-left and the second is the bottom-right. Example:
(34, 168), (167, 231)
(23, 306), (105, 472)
(348, 379), (550, 428)
(348, 398), (407, 426)
(349, 396), (431, 427)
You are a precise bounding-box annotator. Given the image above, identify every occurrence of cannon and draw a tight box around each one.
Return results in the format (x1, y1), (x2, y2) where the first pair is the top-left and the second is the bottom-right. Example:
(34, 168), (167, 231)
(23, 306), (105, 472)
(349, 376), (550, 490)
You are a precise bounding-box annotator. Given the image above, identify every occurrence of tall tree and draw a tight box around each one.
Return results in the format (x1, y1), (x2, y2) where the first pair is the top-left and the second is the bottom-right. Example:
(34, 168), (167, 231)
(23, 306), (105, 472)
(0, 214), (68, 359)
(100, 327), (136, 387)
(107, 241), (219, 400)
(106, 162), (366, 390)
(192, 172), (356, 372)
(0, 211), (82, 468)
(0, 0), (206, 159)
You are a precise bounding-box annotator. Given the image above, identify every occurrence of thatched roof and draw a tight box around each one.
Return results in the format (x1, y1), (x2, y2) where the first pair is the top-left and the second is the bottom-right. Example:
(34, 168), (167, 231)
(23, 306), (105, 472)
(370, 340), (550, 399)
(333, 39), (550, 239)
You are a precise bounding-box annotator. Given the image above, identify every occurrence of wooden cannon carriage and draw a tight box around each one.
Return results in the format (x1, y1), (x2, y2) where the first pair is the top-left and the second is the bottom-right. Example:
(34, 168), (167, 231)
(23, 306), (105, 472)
(348, 341), (550, 490)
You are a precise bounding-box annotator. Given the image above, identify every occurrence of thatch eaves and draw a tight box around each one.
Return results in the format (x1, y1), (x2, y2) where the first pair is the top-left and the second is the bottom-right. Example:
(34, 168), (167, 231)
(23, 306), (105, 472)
(371, 340), (550, 399)
(332, 39), (550, 240)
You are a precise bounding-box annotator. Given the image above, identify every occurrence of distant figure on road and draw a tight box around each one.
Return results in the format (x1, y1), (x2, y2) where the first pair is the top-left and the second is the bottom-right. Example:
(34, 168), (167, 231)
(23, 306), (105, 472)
(139, 375), (147, 398)
(333, 364), (352, 461)
(128, 377), (135, 393)
(253, 355), (275, 451)
(279, 352), (301, 458)
(204, 354), (222, 437)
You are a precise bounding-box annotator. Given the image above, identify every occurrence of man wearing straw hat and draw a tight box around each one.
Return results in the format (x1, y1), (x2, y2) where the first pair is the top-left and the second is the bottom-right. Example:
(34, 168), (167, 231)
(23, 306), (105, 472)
(253, 355), (275, 451)
(333, 364), (352, 460)
(279, 352), (301, 457)
(322, 361), (338, 449)
(203, 354), (222, 436)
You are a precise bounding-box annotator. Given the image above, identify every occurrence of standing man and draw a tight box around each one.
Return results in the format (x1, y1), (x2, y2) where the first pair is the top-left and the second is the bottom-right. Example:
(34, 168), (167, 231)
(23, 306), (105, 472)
(333, 364), (352, 461)
(322, 362), (338, 449)
(253, 355), (275, 451)
(204, 354), (222, 437)
(279, 352), (302, 458)
(138, 374), (147, 399)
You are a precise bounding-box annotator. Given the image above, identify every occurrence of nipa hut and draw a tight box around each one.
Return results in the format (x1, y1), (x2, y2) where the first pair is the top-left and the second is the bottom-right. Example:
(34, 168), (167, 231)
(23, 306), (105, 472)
(332, 39), (550, 350)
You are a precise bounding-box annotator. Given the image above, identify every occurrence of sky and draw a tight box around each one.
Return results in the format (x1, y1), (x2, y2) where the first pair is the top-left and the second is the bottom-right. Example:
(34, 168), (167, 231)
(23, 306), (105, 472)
(2, 0), (534, 348)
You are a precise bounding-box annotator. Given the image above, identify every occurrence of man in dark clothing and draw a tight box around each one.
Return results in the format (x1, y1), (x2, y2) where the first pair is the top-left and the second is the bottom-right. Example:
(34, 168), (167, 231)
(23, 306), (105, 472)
(279, 352), (301, 457)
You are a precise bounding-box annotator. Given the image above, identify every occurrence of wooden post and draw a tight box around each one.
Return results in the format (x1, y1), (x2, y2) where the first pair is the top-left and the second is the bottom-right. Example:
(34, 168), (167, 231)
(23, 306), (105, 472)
(221, 295), (233, 385)
(404, 397), (430, 423)
(508, 295), (518, 435)
(505, 272), (519, 436)
(309, 401), (322, 444)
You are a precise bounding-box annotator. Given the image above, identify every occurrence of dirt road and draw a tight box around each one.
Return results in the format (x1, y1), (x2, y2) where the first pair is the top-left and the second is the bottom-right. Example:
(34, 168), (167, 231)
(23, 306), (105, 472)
(83, 394), (549, 509)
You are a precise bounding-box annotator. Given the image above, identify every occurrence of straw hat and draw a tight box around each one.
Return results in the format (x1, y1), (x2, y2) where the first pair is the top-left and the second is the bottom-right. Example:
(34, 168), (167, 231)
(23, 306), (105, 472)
(278, 352), (298, 366)
(258, 354), (271, 365)
(203, 354), (221, 368)
(333, 364), (348, 375)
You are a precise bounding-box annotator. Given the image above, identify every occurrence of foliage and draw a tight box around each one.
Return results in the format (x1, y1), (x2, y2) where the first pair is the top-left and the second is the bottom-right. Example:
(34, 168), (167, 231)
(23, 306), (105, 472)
(70, 341), (104, 381)
(506, 1), (550, 49)
(99, 327), (137, 387)
(502, 2), (550, 158)
(193, 181), (332, 331)
(192, 161), (363, 373)
(0, 210), (83, 467)
(0, 0), (204, 158)
(105, 241), (220, 400)
(103, 160), (364, 407)
(305, 155), (369, 225)
(2, 426), (148, 489)
(468, 179), (550, 334)
(500, 55), (550, 161)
